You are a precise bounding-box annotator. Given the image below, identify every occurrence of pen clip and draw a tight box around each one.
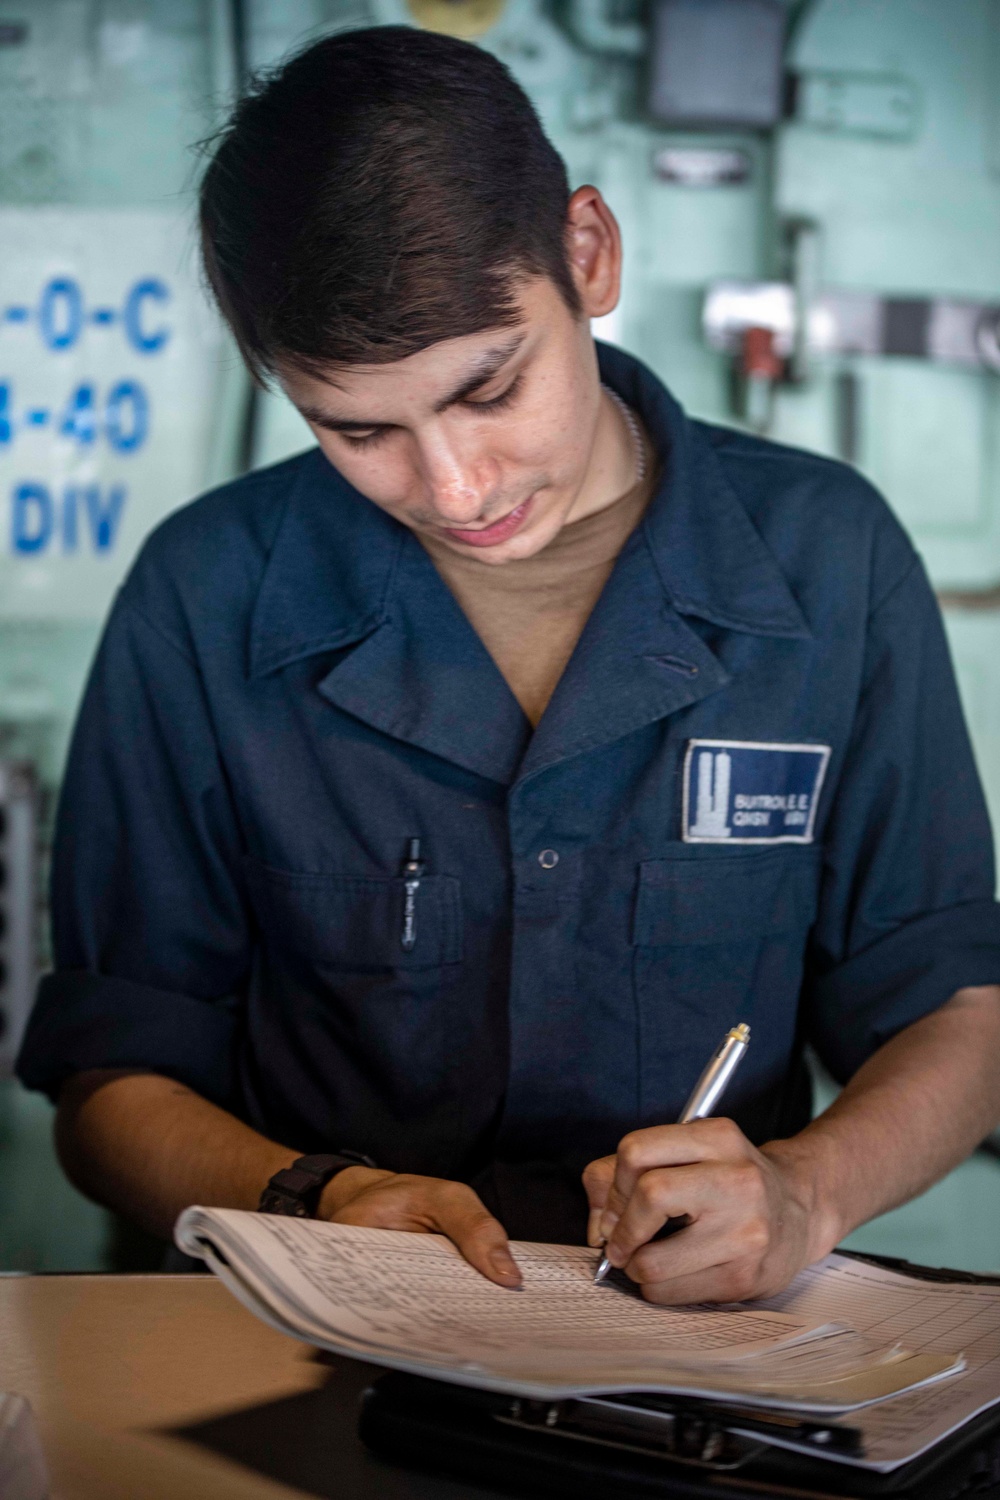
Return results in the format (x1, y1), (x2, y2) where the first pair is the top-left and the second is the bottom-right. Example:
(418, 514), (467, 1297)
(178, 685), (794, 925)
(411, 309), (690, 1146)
(400, 837), (425, 952)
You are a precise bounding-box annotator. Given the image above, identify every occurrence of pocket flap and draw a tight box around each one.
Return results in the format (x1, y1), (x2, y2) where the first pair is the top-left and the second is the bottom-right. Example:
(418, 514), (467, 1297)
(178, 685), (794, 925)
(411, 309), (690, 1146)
(633, 847), (821, 947)
(245, 860), (463, 969)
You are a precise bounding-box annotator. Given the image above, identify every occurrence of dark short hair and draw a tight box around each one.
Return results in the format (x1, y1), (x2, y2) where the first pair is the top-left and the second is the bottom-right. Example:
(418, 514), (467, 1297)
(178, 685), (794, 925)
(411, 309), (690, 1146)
(199, 26), (580, 380)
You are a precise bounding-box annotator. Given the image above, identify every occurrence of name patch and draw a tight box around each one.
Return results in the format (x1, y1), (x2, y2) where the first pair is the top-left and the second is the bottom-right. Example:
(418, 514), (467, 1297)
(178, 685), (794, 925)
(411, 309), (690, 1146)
(682, 740), (830, 844)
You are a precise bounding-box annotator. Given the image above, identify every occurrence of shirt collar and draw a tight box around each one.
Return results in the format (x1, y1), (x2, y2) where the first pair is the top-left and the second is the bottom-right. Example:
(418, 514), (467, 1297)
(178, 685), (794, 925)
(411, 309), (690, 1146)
(596, 342), (810, 641)
(248, 449), (406, 679)
(248, 345), (810, 681)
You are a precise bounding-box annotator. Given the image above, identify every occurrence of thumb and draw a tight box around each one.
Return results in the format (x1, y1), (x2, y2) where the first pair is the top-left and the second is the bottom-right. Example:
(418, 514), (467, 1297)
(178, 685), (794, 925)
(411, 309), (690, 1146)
(582, 1155), (615, 1246)
(582, 1155), (616, 1208)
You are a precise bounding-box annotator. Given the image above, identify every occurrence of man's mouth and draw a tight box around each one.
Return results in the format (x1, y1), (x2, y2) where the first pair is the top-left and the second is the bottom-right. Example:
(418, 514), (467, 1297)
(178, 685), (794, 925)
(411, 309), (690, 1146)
(440, 494), (534, 548)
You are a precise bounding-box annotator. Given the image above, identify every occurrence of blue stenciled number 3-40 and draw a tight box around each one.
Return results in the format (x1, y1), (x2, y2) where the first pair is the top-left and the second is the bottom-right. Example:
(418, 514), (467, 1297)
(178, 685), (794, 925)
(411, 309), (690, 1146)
(0, 381), (149, 452)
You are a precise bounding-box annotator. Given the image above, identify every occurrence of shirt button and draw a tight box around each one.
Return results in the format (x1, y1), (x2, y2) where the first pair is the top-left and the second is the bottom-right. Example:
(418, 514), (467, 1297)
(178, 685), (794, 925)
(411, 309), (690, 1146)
(538, 849), (559, 869)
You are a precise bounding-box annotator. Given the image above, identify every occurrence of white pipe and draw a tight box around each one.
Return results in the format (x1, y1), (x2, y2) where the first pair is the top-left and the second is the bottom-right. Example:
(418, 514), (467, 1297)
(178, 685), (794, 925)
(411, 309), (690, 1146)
(209, 0), (241, 120)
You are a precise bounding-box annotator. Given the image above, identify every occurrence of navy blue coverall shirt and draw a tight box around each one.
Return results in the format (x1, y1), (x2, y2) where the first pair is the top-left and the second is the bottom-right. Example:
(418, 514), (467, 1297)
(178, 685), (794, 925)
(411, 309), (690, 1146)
(18, 346), (1000, 1242)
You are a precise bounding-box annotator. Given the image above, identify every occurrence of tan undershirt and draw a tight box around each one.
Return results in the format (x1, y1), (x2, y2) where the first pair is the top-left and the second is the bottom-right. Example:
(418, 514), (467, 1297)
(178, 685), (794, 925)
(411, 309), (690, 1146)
(421, 462), (658, 727)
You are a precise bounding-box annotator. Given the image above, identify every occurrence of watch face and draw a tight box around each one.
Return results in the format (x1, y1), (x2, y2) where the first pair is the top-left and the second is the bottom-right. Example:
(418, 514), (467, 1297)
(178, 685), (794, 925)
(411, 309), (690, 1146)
(260, 1188), (297, 1215)
(259, 1184), (319, 1216)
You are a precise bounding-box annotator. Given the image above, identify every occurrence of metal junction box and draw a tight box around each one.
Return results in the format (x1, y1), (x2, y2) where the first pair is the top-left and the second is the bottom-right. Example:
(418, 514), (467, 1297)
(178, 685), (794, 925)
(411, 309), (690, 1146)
(648, 0), (788, 128)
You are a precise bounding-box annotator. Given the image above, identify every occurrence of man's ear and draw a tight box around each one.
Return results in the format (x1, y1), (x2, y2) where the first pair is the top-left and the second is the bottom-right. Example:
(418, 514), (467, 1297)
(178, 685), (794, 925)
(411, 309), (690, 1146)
(565, 185), (622, 320)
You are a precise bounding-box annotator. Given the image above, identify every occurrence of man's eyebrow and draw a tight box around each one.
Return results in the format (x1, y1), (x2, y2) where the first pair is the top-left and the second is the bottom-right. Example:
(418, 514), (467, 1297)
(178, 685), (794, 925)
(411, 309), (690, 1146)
(433, 334), (525, 411)
(294, 335), (526, 433)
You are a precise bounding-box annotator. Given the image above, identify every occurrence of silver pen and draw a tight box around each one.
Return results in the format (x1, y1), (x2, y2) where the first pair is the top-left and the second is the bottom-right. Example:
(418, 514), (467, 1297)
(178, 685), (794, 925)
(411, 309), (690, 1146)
(593, 1023), (751, 1285)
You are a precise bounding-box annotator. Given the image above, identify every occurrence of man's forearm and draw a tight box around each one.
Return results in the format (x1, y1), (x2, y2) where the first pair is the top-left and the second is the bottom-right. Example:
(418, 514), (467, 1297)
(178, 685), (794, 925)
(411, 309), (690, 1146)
(55, 1068), (521, 1285)
(766, 984), (1000, 1261)
(56, 1070), (308, 1240)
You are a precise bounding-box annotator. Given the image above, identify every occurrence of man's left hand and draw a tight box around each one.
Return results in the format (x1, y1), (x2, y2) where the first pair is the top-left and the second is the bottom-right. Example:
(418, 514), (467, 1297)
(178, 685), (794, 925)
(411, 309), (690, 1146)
(582, 1119), (825, 1304)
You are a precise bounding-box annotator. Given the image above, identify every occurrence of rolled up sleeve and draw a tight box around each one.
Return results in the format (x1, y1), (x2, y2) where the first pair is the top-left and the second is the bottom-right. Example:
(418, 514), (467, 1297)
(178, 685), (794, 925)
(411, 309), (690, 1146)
(16, 594), (249, 1107)
(806, 557), (1000, 1082)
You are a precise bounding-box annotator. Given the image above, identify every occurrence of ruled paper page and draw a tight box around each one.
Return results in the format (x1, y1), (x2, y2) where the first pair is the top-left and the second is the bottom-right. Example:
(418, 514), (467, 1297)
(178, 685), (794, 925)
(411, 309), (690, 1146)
(175, 1209), (959, 1412)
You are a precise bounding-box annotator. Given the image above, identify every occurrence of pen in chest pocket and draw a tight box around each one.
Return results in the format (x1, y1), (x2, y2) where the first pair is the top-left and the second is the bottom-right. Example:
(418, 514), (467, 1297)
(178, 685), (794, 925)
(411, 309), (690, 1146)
(400, 837), (426, 952)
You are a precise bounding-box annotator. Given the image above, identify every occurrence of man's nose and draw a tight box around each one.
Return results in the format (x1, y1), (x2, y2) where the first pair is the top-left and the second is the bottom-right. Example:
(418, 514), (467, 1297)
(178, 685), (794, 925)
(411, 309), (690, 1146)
(417, 431), (495, 524)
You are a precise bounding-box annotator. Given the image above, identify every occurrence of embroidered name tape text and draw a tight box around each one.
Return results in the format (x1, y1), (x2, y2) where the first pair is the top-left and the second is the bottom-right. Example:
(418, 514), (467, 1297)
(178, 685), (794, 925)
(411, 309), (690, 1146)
(682, 740), (831, 845)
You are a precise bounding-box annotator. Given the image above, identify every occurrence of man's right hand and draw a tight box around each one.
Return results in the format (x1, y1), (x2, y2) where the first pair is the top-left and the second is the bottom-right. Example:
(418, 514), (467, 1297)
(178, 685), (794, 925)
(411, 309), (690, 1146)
(319, 1166), (522, 1288)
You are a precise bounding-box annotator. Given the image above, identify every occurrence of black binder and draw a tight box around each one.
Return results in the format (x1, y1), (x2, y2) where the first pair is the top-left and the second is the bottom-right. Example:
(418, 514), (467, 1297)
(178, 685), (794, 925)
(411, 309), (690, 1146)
(359, 1254), (1000, 1500)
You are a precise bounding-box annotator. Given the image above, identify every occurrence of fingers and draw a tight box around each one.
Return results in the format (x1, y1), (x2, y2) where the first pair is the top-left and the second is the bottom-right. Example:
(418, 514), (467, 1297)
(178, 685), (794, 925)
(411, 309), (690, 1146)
(433, 1186), (523, 1289)
(599, 1118), (752, 1242)
(604, 1161), (778, 1303)
(632, 1236), (779, 1308)
(624, 1209), (763, 1286)
(582, 1155), (615, 1209)
(637, 1261), (763, 1306)
(586, 1124), (812, 1306)
(331, 1174), (522, 1288)
(581, 1156), (615, 1247)
(604, 1156), (766, 1269)
(603, 1162), (715, 1265)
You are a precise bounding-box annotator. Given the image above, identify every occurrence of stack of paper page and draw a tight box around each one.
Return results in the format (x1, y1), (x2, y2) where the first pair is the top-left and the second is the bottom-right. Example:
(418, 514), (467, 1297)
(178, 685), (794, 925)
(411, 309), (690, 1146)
(175, 1207), (971, 1454)
(751, 1254), (1000, 1471)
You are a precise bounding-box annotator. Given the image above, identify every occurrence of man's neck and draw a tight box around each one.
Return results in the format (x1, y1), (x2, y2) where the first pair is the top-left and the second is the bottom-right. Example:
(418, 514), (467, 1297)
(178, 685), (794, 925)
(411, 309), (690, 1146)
(566, 385), (646, 527)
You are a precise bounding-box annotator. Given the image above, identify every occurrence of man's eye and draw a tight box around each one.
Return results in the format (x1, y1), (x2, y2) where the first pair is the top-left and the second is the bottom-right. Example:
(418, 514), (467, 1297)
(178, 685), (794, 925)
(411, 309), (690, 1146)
(341, 428), (389, 449)
(468, 374), (523, 413)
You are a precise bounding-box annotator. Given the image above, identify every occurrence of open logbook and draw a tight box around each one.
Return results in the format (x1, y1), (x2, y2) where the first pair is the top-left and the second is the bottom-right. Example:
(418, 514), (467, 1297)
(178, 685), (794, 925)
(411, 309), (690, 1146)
(174, 1208), (962, 1425)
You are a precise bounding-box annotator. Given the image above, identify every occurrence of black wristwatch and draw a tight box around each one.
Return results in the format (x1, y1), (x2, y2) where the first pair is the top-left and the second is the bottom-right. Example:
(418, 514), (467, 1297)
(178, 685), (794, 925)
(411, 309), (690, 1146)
(258, 1150), (377, 1218)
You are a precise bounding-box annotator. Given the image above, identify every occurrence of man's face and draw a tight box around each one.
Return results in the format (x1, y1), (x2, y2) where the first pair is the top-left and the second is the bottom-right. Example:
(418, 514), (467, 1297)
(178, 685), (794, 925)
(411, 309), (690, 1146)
(281, 276), (604, 565)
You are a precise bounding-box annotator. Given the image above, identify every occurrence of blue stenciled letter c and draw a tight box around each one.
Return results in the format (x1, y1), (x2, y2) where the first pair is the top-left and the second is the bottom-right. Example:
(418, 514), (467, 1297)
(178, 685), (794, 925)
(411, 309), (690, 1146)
(123, 278), (170, 353)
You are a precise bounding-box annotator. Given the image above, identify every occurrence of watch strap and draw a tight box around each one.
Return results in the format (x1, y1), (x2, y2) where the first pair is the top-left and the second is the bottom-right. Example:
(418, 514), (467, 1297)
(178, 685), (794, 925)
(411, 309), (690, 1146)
(258, 1150), (376, 1218)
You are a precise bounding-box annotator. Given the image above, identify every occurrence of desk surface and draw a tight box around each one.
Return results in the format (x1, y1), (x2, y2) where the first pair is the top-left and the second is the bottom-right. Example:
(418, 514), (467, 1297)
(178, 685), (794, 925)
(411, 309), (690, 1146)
(0, 1273), (506, 1500)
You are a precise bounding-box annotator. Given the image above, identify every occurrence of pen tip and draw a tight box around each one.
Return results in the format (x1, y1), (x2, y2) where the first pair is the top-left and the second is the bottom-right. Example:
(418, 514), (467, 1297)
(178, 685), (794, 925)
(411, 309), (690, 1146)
(730, 1023), (750, 1043)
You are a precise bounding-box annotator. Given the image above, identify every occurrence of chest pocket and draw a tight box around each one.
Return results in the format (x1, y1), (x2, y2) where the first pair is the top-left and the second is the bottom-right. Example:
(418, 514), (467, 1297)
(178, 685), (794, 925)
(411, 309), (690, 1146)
(631, 846), (821, 1119)
(633, 846), (821, 947)
(245, 859), (463, 971)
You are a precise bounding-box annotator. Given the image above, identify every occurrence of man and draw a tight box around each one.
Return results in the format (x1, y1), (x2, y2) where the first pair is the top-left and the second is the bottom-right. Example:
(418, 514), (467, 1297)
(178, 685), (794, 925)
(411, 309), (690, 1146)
(18, 26), (1000, 1304)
